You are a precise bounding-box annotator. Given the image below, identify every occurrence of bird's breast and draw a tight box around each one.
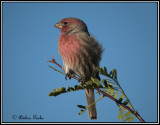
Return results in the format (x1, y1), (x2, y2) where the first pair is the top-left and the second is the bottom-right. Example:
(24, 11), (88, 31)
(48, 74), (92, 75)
(58, 34), (81, 67)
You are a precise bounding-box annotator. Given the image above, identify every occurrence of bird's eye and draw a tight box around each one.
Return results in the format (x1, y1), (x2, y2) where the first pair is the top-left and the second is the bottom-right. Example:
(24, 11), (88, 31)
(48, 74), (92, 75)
(64, 22), (68, 25)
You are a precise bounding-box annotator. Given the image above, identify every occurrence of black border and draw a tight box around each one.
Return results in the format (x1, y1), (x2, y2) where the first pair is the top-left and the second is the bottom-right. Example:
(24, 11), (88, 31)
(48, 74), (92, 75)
(1, 1), (159, 124)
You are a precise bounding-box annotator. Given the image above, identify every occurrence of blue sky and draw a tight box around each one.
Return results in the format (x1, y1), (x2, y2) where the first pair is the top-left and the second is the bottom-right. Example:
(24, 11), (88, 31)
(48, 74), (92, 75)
(2, 2), (157, 123)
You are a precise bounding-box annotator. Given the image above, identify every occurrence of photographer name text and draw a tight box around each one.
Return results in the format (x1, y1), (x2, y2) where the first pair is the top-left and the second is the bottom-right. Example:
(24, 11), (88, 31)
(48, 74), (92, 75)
(12, 115), (44, 120)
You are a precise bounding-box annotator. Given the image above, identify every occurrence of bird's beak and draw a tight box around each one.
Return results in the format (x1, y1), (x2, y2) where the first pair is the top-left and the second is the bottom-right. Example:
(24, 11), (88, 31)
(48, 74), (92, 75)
(54, 22), (62, 29)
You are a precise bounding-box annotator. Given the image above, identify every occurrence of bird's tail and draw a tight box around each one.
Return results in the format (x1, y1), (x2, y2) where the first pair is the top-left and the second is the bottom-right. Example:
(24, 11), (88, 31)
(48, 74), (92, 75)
(85, 88), (97, 120)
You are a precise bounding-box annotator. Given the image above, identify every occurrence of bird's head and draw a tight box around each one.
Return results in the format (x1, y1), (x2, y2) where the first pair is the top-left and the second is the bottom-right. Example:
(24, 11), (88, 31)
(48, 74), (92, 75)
(54, 17), (88, 34)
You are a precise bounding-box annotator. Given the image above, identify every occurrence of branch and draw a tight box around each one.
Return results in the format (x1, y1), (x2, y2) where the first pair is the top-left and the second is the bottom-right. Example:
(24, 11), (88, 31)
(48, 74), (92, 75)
(47, 57), (145, 122)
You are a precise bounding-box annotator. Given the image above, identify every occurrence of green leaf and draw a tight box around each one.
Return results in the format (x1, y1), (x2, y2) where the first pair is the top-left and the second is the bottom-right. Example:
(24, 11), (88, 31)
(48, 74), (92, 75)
(124, 111), (132, 117)
(91, 77), (103, 88)
(49, 84), (86, 97)
(77, 105), (86, 109)
(119, 94), (125, 102)
(109, 70), (113, 78)
(110, 88), (114, 96)
(58, 87), (66, 93)
(85, 80), (93, 88)
(78, 109), (85, 115)
(121, 114), (125, 121)
(123, 116), (135, 122)
(127, 104), (132, 109)
(109, 84), (114, 89)
(96, 66), (101, 71)
(122, 108), (127, 112)
(48, 92), (53, 96)
(118, 110), (123, 119)
(102, 79), (109, 88)
(109, 84), (114, 96)
(53, 88), (57, 92)
(107, 85), (110, 93)
(97, 66), (108, 76)
(74, 85), (78, 90)
(67, 86), (74, 91)
(119, 105), (124, 110)
(112, 69), (117, 80)
(114, 90), (118, 99)
(103, 67), (107, 76)
(76, 85), (84, 90)
(123, 100), (129, 106)
(128, 116), (135, 122)
(48, 91), (60, 96)
(96, 66), (103, 74)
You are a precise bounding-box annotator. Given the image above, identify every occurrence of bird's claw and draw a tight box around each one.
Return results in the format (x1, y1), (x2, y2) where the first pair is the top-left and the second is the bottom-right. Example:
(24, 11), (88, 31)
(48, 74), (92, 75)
(78, 78), (86, 85)
(65, 73), (71, 80)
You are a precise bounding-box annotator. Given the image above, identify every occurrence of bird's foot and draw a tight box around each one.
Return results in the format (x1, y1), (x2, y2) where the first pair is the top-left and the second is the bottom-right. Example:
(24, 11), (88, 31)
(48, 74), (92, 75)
(65, 73), (71, 80)
(78, 78), (86, 85)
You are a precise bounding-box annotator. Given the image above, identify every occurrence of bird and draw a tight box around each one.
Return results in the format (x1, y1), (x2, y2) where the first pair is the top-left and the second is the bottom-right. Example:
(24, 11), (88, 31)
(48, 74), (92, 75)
(54, 17), (103, 120)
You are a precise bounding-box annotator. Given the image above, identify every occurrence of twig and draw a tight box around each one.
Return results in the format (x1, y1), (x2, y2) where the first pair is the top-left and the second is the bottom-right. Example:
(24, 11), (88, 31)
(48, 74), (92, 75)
(47, 57), (63, 69)
(47, 57), (145, 122)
